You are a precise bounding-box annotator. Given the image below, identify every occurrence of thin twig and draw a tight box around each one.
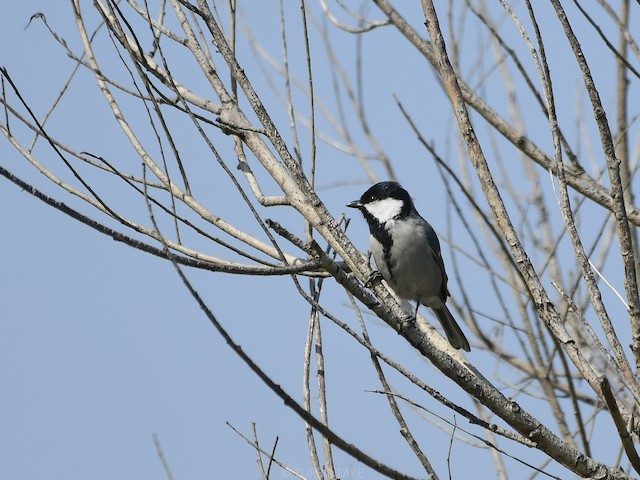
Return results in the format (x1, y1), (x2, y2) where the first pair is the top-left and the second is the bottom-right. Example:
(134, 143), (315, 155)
(227, 422), (303, 480)
(251, 423), (268, 480)
(351, 293), (437, 477)
(303, 283), (324, 480)
(153, 433), (175, 480)
(600, 377), (640, 474)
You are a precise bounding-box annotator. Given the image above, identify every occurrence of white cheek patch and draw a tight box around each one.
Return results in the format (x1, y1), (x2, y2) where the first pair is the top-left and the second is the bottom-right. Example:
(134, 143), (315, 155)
(364, 198), (403, 223)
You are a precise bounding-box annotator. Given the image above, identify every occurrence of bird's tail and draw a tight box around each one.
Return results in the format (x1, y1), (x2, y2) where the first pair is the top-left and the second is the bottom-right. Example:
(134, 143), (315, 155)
(432, 306), (471, 352)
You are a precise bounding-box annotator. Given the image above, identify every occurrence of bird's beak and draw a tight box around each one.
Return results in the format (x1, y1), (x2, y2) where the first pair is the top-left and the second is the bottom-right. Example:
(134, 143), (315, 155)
(346, 200), (363, 209)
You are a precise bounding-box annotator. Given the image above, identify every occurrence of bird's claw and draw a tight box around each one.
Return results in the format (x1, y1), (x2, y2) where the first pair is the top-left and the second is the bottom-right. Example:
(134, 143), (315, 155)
(364, 270), (384, 289)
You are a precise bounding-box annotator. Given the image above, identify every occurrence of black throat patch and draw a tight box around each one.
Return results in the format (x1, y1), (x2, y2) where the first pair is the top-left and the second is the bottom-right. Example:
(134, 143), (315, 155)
(363, 214), (396, 285)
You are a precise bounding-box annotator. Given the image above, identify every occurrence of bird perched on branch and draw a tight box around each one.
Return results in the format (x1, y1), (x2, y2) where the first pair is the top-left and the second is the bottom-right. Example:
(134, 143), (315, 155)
(347, 181), (470, 352)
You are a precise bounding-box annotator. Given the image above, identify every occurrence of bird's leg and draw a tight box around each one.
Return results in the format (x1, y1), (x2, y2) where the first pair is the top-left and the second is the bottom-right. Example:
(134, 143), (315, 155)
(414, 301), (420, 320)
(363, 250), (384, 288)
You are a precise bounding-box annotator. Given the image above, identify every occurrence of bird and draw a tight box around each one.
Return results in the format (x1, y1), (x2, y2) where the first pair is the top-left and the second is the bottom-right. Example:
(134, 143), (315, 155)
(347, 181), (470, 351)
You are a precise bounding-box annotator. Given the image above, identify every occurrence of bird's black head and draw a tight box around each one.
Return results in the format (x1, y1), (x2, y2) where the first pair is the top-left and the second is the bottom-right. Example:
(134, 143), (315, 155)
(347, 181), (414, 225)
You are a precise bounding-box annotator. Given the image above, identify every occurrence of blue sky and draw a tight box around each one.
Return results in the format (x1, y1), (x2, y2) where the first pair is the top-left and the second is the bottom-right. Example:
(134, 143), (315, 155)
(1, 1), (636, 479)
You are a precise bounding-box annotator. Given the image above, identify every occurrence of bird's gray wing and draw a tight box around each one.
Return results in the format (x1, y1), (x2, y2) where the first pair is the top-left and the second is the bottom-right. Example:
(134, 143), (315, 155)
(423, 219), (450, 302)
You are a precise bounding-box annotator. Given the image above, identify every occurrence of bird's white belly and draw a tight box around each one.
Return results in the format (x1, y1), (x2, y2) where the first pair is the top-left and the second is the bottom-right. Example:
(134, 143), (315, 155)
(370, 222), (444, 308)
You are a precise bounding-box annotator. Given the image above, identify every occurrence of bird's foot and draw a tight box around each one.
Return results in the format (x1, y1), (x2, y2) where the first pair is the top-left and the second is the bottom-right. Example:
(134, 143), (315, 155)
(364, 270), (384, 289)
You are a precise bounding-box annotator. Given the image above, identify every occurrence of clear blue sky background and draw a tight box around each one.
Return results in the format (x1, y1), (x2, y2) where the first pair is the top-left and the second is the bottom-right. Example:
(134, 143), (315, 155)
(1, 2), (632, 479)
